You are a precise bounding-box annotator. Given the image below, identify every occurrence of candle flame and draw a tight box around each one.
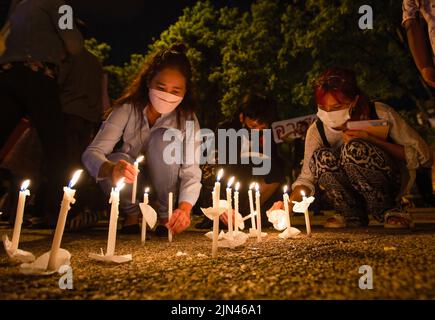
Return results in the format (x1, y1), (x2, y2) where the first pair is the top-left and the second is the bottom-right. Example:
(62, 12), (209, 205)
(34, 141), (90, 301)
(145, 187), (150, 193)
(301, 190), (306, 197)
(283, 185), (288, 194)
(255, 183), (260, 192)
(235, 182), (240, 191)
(227, 176), (235, 188)
(116, 178), (126, 192)
(20, 179), (30, 191)
(135, 155), (144, 163)
(68, 170), (83, 188)
(249, 182), (255, 190)
(216, 168), (224, 182)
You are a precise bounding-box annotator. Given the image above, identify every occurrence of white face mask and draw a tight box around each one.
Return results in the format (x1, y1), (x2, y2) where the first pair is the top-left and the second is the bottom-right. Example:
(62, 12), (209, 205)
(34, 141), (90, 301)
(316, 107), (351, 129)
(148, 88), (183, 114)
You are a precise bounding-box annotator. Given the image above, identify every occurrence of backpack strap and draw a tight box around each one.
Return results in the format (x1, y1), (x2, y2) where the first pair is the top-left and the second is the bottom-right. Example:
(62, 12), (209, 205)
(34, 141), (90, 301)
(316, 119), (331, 148)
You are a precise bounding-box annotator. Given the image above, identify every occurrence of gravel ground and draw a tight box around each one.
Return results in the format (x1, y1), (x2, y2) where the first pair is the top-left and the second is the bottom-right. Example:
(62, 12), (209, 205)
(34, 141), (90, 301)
(0, 224), (434, 300)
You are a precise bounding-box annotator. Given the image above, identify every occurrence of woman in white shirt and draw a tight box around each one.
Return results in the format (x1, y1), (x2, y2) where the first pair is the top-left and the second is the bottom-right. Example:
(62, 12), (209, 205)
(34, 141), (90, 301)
(82, 44), (202, 236)
(269, 67), (432, 228)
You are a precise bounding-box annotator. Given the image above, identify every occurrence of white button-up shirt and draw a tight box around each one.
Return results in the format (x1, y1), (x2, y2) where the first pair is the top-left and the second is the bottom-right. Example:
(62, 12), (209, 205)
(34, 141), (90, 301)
(82, 103), (202, 206)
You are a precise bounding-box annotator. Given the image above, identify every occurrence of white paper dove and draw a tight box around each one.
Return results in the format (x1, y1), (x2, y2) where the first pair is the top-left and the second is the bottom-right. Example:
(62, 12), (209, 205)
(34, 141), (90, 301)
(292, 196), (315, 213)
(279, 227), (301, 239)
(139, 203), (157, 244)
(201, 206), (226, 220)
(266, 209), (288, 231)
(139, 203), (157, 228)
(89, 252), (132, 264)
(2, 235), (35, 263)
(205, 229), (226, 240)
(20, 249), (71, 275)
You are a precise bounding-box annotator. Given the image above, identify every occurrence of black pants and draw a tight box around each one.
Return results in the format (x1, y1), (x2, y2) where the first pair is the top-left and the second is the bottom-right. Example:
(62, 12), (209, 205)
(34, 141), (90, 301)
(0, 64), (65, 226)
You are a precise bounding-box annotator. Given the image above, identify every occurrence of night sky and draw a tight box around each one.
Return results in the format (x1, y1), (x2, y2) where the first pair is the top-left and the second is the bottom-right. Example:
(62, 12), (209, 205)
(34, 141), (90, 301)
(0, 0), (252, 65)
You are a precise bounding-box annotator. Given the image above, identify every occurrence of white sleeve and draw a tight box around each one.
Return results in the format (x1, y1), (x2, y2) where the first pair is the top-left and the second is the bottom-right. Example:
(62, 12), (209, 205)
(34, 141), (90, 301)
(291, 123), (323, 194)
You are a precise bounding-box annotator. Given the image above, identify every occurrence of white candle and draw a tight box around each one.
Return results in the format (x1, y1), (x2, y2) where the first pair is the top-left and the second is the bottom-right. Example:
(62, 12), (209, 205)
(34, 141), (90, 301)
(212, 169), (223, 258)
(168, 192), (173, 242)
(131, 155), (144, 204)
(213, 169), (224, 208)
(234, 182), (240, 232)
(141, 187), (149, 245)
(301, 190), (311, 236)
(283, 186), (291, 230)
(226, 176), (234, 239)
(248, 182), (256, 230)
(47, 170), (82, 270)
(255, 183), (262, 242)
(11, 180), (30, 252)
(106, 178), (125, 256)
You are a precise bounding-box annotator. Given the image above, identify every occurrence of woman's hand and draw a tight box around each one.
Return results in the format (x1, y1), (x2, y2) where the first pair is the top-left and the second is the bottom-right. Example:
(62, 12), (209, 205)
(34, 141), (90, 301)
(343, 130), (373, 144)
(112, 160), (137, 184)
(268, 201), (284, 212)
(166, 202), (192, 235)
(220, 209), (236, 226)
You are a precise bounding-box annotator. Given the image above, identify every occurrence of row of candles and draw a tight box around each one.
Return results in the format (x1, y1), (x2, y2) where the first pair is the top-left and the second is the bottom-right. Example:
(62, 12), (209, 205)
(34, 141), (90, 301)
(3, 157), (313, 273)
(208, 168), (312, 258)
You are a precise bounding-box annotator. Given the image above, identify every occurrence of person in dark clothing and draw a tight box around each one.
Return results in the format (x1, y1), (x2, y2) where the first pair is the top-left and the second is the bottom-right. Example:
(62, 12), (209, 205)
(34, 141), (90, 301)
(58, 20), (106, 230)
(196, 93), (285, 229)
(0, 0), (83, 227)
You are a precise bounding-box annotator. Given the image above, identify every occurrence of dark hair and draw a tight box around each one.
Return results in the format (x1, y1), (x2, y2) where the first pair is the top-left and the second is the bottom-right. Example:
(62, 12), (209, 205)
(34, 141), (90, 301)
(238, 93), (277, 126)
(314, 67), (362, 105)
(114, 43), (197, 127)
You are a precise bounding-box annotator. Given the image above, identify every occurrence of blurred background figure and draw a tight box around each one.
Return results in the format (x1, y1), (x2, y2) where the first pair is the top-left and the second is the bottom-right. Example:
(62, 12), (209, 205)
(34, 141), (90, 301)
(0, 0), (83, 227)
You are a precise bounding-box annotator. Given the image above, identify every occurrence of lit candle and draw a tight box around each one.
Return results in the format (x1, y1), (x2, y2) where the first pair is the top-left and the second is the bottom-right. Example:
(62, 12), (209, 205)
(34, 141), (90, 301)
(255, 183), (262, 242)
(248, 182), (256, 230)
(212, 169), (223, 258)
(213, 169), (224, 208)
(47, 170), (82, 271)
(141, 187), (150, 244)
(131, 155), (144, 203)
(106, 178), (125, 256)
(283, 186), (291, 230)
(234, 182), (240, 232)
(226, 176), (234, 240)
(301, 191), (311, 236)
(168, 192), (173, 242)
(10, 180), (30, 252)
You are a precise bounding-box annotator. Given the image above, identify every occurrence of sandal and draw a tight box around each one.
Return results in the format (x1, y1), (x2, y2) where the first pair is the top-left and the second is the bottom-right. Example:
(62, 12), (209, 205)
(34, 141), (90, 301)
(384, 210), (414, 229)
(66, 209), (99, 232)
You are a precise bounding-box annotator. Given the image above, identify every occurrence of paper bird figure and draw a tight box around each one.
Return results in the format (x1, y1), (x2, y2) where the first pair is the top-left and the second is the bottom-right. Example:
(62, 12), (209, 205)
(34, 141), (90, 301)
(2, 235), (35, 263)
(20, 248), (70, 275)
